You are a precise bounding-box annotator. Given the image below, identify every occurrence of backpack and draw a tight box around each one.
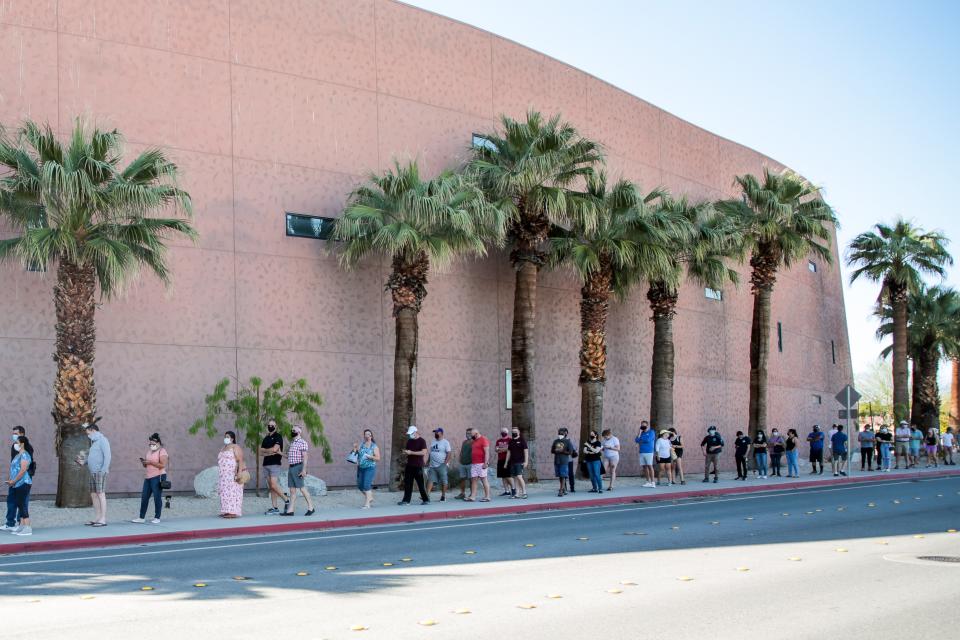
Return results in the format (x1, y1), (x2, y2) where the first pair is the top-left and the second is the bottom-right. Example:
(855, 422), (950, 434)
(28, 459), (36, 476)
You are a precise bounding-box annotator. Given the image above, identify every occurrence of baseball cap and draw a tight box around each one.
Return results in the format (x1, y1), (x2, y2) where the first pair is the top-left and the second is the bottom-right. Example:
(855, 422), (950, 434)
(433, 427), (444, 434)
(406, 425), (418, 436)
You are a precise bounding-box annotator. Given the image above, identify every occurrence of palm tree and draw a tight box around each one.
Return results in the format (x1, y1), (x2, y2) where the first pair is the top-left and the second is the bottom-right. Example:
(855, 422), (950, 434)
(876, 285), (960, 431)
(470, 112), (602, 473)
(330, 160), (503, 488)
(847, 218), (952, 423)
(717, 169), (835, 439)
(549, 173), (666, 450)
(0, 120), (195, 507)
(645, 195), (740, 431)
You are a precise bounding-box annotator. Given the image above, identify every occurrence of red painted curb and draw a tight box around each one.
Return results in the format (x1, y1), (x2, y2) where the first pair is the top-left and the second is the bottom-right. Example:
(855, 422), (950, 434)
(3, 468), (958, 555)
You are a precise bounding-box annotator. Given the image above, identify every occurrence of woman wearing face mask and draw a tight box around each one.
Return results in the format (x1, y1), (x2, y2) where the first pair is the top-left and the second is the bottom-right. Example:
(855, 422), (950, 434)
(582, 430), (604, 493)
(753, 429), (769, 479)
(132, 433), (168, 524)
(6, 436), (33, 536)
(218, 431), (246, 518)
(876, 425), (893, 471)
(785, 429), (800, 477)
(669, 427), (685, 485)
(768, 428), (785, 477)
(352, 429), (380, 509)
(600, 429), (620, 491)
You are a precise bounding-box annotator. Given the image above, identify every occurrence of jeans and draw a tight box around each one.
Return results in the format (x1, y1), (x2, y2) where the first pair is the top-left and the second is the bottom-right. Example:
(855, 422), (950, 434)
(735, 454), (748, 478)
(786, 450), (799, 476)
(880, 444), (892, 470)
(566, 461), (577, 491)
(860, 447), (874, 469)
(139, 477), (163, 519)
(402, 466), (428, 503)
(755, 452), (768, 476)
(770, 453), (783, 475)
(11, 484), (31, 519)
(586, 459), (603, 492)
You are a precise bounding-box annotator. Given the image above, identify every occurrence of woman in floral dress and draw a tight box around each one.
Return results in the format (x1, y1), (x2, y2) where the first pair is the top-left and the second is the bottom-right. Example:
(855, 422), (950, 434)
(218, 430), (246, 518)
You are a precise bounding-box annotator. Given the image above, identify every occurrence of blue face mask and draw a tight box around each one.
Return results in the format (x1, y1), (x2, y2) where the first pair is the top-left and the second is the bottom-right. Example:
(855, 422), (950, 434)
(11, 434), (18, 443)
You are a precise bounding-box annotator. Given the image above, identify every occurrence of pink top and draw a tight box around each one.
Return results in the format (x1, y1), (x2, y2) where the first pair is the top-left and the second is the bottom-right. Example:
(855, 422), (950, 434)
(144, 447), (168, 479)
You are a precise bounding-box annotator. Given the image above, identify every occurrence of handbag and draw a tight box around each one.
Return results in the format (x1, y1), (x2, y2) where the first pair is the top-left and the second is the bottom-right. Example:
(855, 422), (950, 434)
(346, 450), (360, 465)
(235, 469), (251, 484)
(159, 473), (172, 490)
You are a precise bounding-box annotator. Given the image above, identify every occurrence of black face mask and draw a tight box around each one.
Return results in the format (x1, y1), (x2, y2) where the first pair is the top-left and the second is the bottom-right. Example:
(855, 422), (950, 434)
(512, 433), (520, 439)
(267, 426), (276, 433)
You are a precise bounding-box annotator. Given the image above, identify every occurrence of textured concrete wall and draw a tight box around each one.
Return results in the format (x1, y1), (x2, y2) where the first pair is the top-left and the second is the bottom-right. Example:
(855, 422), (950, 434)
(0, 0), (852, 494)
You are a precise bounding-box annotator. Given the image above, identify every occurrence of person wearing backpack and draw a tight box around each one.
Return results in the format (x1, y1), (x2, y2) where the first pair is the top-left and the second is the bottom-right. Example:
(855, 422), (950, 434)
(2, 426), (34, 532)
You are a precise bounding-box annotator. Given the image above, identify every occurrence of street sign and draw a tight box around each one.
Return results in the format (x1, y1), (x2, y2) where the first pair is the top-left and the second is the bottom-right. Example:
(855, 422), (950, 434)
(839, 409), (859, 420)
(835, 384), (861, 409)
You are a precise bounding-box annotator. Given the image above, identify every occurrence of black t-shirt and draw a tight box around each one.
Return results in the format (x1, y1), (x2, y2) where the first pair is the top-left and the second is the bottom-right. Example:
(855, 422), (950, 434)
(925, 434), (937, 446)
(405, 437), (427, 468)
(507, 437), (528, 463)
(584, 438), (602, 462)
(672, 434), (684, 454)
(734, 435), (751, 456)
(876, 431), (893, 444)
(701, 434), (724, 454)
(261, 431), (283, 466)
(785, 436), (797, 451)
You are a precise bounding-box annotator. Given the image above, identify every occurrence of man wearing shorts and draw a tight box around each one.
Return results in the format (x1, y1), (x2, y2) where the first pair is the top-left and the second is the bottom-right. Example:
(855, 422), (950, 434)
(467, 429), (490, 502)
(495, 428), (513, 497)
(455, 427), (474, 499)
(282, 426), (314, 516)
(635, 422), (656, 488)
(910, 425), (923, 468)
(551, 428), (575, 497)
(426, 428), (452, 501)
(830, 424), (848, 476)
(806, 425), (825, 474)
(894, 421), (911, 469)
(76, 423), (111, 527)
(942, 427), (956, 465)
(504, 428), (529, 499)
(700, 426), (723, 483)
(260, 420), (288, 515)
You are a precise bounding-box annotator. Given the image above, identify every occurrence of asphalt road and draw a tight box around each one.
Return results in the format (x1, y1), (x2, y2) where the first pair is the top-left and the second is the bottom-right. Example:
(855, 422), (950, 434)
(1, 476), (958, 639)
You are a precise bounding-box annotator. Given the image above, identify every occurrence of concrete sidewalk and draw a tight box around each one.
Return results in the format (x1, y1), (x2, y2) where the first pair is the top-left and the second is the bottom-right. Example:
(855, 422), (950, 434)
(3, 465), (958, 555)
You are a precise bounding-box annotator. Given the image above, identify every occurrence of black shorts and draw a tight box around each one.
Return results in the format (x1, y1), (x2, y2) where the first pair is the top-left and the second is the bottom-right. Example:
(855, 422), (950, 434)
(657, 457), (672, 465)
(674, 448), (683, 459)
(810, 450), (823, 463)
(496, 459), (510, 478)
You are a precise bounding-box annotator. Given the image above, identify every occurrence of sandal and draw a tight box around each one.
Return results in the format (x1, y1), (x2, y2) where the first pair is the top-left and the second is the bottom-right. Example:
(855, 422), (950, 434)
(91, 522), (107, 527)
(479, 498), (491, 502)
(463, 498), (475, 502)
(84, 521), (97, 526)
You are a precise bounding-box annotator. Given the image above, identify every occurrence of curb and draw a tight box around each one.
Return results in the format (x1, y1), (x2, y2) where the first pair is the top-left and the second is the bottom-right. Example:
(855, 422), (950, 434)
(3, 468), (958, 555)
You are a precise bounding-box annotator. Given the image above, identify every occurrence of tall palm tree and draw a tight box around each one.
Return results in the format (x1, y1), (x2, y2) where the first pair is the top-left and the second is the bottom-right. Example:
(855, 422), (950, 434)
(847, 218), (952, 423)
(717, 169), (835, 439)
(876, 285), (960, 431)
(331, 160), (504, 488)
(549, 173), (667, 450)
(0, 120), (195, 507)
(470, 112), (601, 474)
(645, 195), (740, 430)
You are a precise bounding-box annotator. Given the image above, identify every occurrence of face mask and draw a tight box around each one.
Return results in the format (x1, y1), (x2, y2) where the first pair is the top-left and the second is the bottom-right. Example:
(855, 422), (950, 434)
(772, 431), (779, 435)
(11, 434), (18, 443)
(223, 437), (232, 445)
(292, 431), (301, 438)
(472, 434), (478, 440)
(501, 432), (508, 437)
(512, 432), (519, 439)
(13, 444), (21, 452)
(149, 444), (159, 451)
(708, 430), (716, 435)
(88, 433), (97, 441)
(267, 426), (276, 432)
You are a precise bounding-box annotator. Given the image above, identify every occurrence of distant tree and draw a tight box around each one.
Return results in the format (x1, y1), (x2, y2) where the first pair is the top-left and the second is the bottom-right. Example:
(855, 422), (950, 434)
(855, 358), (894, 422)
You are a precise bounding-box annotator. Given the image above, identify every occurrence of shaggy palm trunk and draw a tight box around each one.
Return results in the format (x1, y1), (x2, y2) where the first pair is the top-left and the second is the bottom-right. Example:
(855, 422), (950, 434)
(387, 253), (428, 491)
(950, 359), (960, 429)
(748, 247), (779, 440)
(578, 267), (611, 453)
(910, 357), (923, 428)
(915, 346), (941, 432)
(890, 285), (910, 423)
(648, 281), (678, 431)
(53, 259), (98, 507)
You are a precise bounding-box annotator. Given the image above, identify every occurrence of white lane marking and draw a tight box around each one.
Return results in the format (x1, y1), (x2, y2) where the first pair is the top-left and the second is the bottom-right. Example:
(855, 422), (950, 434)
(0, 479), (949, 569)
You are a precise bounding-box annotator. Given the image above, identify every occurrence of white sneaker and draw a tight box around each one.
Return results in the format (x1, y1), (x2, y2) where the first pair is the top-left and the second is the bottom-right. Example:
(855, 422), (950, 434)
(0, 524), (14, 531)
(9, 526), (21, 534)
(12, 526), (31, 536)
(150, 518), (161, 524)
(131, 518), (145, 523)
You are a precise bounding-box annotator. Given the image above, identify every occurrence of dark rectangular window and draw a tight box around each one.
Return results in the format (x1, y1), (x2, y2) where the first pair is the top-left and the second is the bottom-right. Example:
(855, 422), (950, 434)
(831, 340), (836, 364)
(285, 212), (335, 240)
(471, 133), (496, 151)
(813, 394), (822, 405)
(777, 322), (783, 352)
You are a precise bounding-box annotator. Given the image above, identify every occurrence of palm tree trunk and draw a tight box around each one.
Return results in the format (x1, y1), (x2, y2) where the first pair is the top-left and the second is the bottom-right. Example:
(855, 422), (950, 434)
(916, 346), (940, 432)
(578, 269), (610, 453)
(512, 259), (539, 479)
(748, 248), (778, 440)
(910, 357), (923, 427)
(647, 281), (678, 431)
(891, 288), (910, 423)
(53, 259), (98, 508)
(950, 359), (959, 429)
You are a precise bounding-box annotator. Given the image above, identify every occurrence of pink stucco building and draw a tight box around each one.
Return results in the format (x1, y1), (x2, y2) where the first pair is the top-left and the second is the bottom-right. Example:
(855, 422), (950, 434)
(0, 0), (852, 494)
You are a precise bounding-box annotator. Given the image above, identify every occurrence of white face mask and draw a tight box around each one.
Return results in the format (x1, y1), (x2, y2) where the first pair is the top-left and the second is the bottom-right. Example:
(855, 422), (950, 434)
(13, 444), (21, 452)
(223, 437), (232, 445)
(149, 444), (160, 451)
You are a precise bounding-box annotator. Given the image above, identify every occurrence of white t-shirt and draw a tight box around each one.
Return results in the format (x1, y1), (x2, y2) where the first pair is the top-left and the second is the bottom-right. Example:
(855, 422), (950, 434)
(428, 438), (451, 467)
(828, 428), (838, 449)
(602, 436), (620, 457)
(942, 432), (955, 448)
(655, 437), (673, 459)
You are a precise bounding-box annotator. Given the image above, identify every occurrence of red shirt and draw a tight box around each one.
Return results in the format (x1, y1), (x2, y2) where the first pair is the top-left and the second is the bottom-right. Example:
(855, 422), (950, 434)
(471, 436), (489, 464)
(495, 436), (511, 461)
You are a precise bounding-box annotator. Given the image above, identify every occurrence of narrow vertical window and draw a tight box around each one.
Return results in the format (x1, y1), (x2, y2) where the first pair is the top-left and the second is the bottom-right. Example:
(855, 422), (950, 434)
(831, 340), (836, 365)
(777, 322), (783, 353)
(504, 369), (512, 410)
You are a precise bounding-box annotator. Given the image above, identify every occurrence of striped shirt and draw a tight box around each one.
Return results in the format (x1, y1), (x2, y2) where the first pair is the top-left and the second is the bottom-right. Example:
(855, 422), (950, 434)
(288, 437), (308, 465)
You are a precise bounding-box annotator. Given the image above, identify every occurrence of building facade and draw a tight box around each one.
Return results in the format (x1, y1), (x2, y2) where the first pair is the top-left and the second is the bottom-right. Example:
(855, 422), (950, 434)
(0, 0), (852, 494)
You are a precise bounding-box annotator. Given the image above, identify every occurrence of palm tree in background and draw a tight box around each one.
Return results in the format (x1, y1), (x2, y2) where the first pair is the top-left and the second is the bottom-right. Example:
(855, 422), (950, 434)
(847, 218), (952, 423)
(717, 169), (835, 439)
(876, 285), (960, 431)
(644, 195), (741, 431)
(549, 173), (667, 450)
(331, 160), (504, 489)
(470, 112), (602, 475)
(0, 120), (195, 507)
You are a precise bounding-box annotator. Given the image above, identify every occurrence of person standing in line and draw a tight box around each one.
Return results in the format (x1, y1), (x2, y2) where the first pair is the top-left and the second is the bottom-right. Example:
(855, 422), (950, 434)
(769, 428), (785, 477)
(260, 419), (289, 516)
(504, 427), (529, 499)
(3, 426), (34, 532)
(282, 426), (315, 516)
(785, 429), (800, 477)
(397, 426), (429, 506)
(875, 426), (884, 469)
(494, 428), (513, 497)
(454, 427), (474, 500)
(858, 424), (876, 471)
(426, 428), (452, 502)
(924, 428), (940, 468)
(6, 436), (33, 536)
(353, 429), (380, 508)
(668, 428), (686, 485)
(941, 427), (956, 465)
(831, 424), (849, 476)
(601, 429), (620, 491)
(635, 423), (656, 488)
(655, 430), (675, 486)
(827, 424), (839, 465)
(876, 425), (894, 471)
(75, 423), (111, 527)
(753, 429), (769, 479)
(582, 430), (604, 493)
(551, 428), (575, 497)
(132, 433), (168, 524)
(909, 424), (924, 468)
(893, 421), (911, 469)
(734, 431), (751, 480)
(701, 426), (724, 483)
(467, 429), (491, 502)
(218, 431), (245, 518)
(806, 425), (825, 475)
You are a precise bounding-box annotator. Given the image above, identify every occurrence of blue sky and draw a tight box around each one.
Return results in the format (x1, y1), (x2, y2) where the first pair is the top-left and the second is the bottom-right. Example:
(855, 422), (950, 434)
(405, 0), (960, 379)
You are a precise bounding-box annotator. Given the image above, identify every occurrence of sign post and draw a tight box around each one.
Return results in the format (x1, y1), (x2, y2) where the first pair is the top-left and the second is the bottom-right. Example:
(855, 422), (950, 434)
(836, 384), (862, 476)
